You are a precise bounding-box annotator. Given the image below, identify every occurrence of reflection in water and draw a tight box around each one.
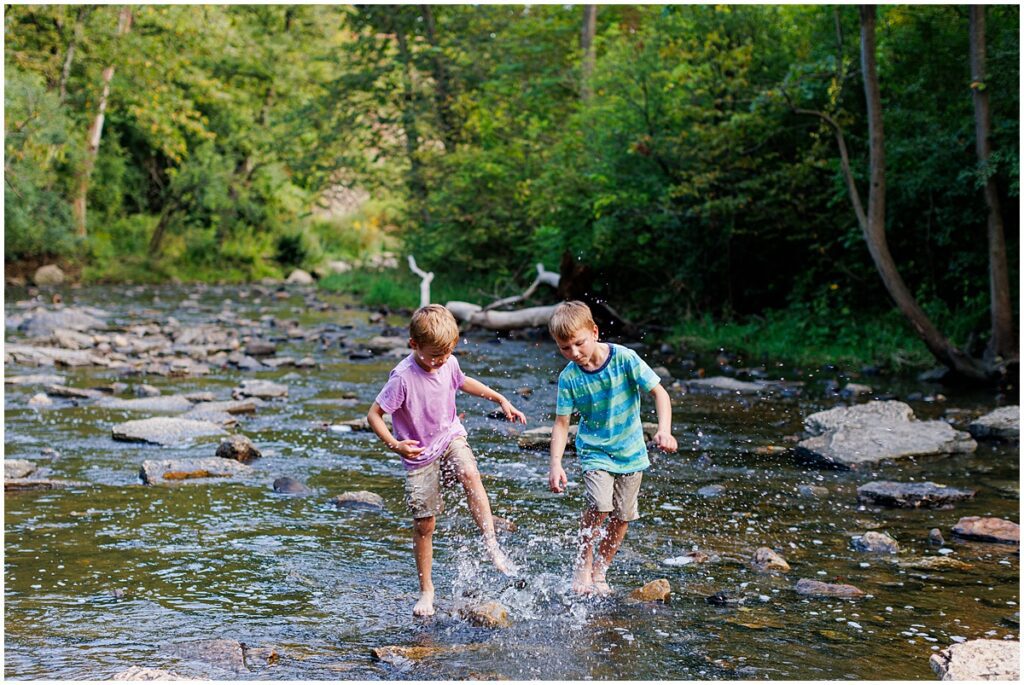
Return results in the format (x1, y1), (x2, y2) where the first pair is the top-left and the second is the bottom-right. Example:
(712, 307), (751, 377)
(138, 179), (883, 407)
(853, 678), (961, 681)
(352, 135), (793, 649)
(3, 284), (1019, 679)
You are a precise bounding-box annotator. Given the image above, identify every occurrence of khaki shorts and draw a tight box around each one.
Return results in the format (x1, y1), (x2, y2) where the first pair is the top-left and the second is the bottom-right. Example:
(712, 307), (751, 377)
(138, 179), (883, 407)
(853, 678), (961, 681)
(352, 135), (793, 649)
(405, 436), (477, 519)
(583, 470), (643, 521)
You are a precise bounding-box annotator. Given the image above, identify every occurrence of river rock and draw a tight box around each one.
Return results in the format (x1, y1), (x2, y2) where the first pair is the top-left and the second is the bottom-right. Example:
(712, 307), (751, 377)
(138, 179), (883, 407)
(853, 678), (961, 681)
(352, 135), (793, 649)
(134, 384), (160, 398)
(930, 639), (1019, 680)
(6, 343), (107, 367)
(33, 264), (65, 286)
(841, 383), (873, 398)
(628, 578), (671, 602)
(98, 395), (194, 413)
(492, 515), (517, 533)
(517, 422), (658, 451)
(191, 399), (261, 415)
(46, 384), (105, 399)
(797, 484), (830, 498)
(331, 490), (385, 510)
(5, 460), (38, 479)
(112, 666), (195, 680)
(215, 434), (261, 463)
(804, 400), (914, 434)
(951, 517), (1019, 545)
(697, 484), (726, 498)
(232, 380), (287, 399)
(273, 477), (310, 495)
(856, 481), (976, 509)
(929, 528), (945, 546)
(285, 269), (314, 284)
(169, 638), (246, 673)
(751, 547), (790, 572)
(684, 377), (772, 396)
(663, 550), (710, 566)
(180, 408), (237, 427)
(895, 556), (973, 571)
(460, 600), (511, 628)
(113, 417), (226, 446)
(366, 336), (408, 353)
(852, 531), (900, 553)
(6, 374), (66, 386)
(19, 306), (107, 337)
(968, 406), (1019, 440)
(5, 478), (89, 491)
(244, 340), (277, 357)
(139, 458), (250, 485)
(371, 643), (482, 664)
(794, 578), (865, 598)
(28, 393), (53, 408)
(52, 327), (95, 349)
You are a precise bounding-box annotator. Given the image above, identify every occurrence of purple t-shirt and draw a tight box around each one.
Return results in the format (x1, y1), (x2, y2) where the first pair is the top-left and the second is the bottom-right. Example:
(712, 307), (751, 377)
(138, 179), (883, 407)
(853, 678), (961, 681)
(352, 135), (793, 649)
(374, 353), (468, 470)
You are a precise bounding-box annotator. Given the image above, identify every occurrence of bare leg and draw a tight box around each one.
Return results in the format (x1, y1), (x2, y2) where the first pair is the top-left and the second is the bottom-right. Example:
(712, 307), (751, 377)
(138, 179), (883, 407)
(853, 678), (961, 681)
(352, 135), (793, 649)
(413, 516), (436, 616)
(591, 517), (628, 596)
(457, 466), (516, 574)
(573, 509), (608, 594)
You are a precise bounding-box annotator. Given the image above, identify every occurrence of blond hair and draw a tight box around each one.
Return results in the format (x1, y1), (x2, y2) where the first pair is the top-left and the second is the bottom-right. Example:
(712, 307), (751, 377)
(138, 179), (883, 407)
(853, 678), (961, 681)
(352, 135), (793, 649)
(409, 304), (460, 351)
(548, 300), (596, 341)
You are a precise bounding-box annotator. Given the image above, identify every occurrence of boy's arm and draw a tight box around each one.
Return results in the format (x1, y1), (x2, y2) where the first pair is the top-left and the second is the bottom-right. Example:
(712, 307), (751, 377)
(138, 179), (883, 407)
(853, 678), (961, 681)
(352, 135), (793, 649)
(459, 376), (527, 424)
(367, 401), (423, 458)
(548, 414), (571, 493)
(648, 384), (678, 453)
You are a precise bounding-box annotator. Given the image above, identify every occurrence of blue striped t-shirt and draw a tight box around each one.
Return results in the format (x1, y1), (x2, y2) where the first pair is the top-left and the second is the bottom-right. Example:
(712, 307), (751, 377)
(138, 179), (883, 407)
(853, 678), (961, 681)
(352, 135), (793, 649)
(555, 343), (661, 473)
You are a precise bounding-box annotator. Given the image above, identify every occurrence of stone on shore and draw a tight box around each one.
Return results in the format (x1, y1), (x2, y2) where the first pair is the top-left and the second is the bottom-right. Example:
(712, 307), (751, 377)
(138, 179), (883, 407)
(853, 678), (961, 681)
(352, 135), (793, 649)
(460, 600), (511, 628)
(33, 264), (65, 286)
(968, 406), (1019, 441)
(232, 380), (288, 399)
(331, 490), (385, 510)
(140, 458), (250, 485)
(215, 434), (262, 463)
(930, 639), (1019, 681)
(951, 517), (1019, 545)
(5, 460), (38, 479)
(856, 481), (975, 509)
(628, 578), (671, 602)
(751, 547), (790, 572)
(794, 578), (865, 598)
(285, 269), (314, 284)
(852, 531), (900, 554)
(797, 401), (976, 469)
(113, 417), (226, 446)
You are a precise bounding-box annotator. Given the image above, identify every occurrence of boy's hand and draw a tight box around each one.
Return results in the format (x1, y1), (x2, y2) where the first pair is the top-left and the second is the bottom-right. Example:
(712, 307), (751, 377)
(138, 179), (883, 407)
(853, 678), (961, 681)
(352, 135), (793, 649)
(653, 431), (677, 453)
(392, 439), (424, 458)
(548, 465), (568, 493)
(499, 398), (527, 424)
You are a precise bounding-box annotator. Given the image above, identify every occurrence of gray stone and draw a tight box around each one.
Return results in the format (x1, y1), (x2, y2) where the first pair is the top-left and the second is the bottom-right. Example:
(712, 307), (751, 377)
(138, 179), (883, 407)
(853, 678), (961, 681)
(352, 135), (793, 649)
(112, 666), (195, 680)
(929, 528), (945, 546)
(969, 406), (1019, 441)
(244, 340), (277, 356)
(19, 306), (107, 337)
(285, 269), (314, 285)
(804, 400), (915, 435)
(45, 384), (104, 399)
(751, 547), (790, 572)
(651, 366), (674, 384)
(794, 578), (865, 598)
(190, 399), (261, 415)
(232, 380), (287, 399)
(930, 639), (1019, 681)
(33, 264), (65, 286)
(797, 484), (830, 498)
(180, 408), (237, 427)
(366, 336), (408, 353)
(168, 638), (247, 673)
(113, 417), (226, 446)
(139, 458), (250, 485)
(273, 477), (310, 495)
(5, 478), (89, 491)
(135, 384), (162, 397)
(331, 490), (385, 510)
(6, 344), (107, 367)
(952, 517), (1019, 545)
(852, 531), (900, 554)
(857, 481), (975, 508)
(52, 327), (95, 349)
(5, 374), (66, 386)
(216, 434), (262, 463)
(28, 393), (53, 408)
(841, 383), (873, 398)
(98, 395), (194, 413)
(5, 460), (38, 479)
(684, 377), (772, 395)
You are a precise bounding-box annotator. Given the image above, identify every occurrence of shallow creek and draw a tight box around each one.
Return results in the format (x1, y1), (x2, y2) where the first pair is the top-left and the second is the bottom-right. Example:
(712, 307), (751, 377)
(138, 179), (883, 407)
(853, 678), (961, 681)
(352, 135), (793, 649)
(3, 284), (1018, 679)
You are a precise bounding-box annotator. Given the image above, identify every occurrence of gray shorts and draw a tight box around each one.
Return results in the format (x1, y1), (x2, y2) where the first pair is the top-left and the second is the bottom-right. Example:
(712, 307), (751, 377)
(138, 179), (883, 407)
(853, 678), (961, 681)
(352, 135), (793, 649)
(583, 469), (643, 521)
(405, 436), (477, 519)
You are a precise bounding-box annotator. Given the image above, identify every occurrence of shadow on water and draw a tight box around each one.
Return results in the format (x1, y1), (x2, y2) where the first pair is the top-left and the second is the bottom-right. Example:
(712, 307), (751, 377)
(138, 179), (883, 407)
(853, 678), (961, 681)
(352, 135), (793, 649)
(3, 283), (1018, 679)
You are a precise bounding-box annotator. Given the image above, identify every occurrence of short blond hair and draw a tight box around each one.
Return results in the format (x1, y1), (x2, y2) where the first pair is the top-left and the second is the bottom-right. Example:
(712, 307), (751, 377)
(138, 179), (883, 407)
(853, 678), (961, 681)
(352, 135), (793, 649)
(410, 304), (460, 351)
(548, 300), (596, 342)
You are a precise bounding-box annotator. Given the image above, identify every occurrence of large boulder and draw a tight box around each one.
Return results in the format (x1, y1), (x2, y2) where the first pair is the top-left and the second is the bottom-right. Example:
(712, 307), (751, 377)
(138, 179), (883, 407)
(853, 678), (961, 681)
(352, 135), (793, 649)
(930, 639), (1019, 680)
(113, 417), (226, 446)
(968, 406), (1019, 441)
(33, 264), (65, 286)
(856, 481), (975, 509)
(797, 401), (976, 469)
(952, 517), (1019, 545)
(139, 458), (250, 485)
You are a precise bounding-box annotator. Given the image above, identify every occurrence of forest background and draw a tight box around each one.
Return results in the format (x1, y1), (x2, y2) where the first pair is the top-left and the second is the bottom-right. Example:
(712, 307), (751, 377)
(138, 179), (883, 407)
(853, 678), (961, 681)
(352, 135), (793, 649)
(4, 4), (1019, 371)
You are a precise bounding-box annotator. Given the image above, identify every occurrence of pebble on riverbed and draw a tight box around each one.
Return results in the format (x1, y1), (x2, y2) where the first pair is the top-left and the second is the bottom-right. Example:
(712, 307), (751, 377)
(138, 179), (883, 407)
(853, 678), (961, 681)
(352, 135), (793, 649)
(628, 578), (671, 602)
(951, 516), (1019, 545)
(459, 600), (511, 628)
(750, 547), (790, 572)
(851, 531), (900, 554)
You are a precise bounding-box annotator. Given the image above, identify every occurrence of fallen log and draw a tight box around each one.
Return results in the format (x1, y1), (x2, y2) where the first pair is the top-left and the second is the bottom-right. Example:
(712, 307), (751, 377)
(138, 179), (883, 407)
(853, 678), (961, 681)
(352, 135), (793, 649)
(446, 302), (557, 331)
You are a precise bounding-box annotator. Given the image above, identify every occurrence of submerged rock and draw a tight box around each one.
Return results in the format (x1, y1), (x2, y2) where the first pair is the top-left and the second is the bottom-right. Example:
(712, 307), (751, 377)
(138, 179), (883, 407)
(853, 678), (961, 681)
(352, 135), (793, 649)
(492, 515), (517, 533)
(930, 639), (1019, 681)
(331, 491), (385, 510)
(929, 528), (945, 546)
(697, 484), (726, 498)
(628, 578), (671, 602)
(168, 638), (246, 673)
(460, 600), (511, 628)
(852, 531), (900, 554)
(856, 481), (975, 509)
(794, 578), (865, 598)
(215, 434), (262, 463)
(797, 484), (830, 499)
(968, 406), (1019, 441)
(139, 458), (250, 485)
(5, 460), (38, 479)
(113, 417), (226, 446)
(895, 556), (973, 572)
(273, 477), (310, 495)
(684, 377), (773, 396)
(751, 547), (790, 572)
(951, 517), (1019, 545)
(111, 666), (195, 680)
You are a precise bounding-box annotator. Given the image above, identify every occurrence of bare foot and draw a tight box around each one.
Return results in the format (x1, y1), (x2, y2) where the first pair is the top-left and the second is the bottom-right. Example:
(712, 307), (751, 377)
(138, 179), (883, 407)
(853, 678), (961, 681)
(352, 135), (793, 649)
(571, 569), (594, 595)
(413, 589), (435, 616)
(484, 540), (518, 575)
(591, 579), (613, 596)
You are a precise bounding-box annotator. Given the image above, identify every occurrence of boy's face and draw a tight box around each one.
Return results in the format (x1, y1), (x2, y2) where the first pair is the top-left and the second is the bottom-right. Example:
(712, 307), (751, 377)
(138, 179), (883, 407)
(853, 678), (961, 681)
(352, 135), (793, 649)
(409, 340), (454, 373)
(555, 325), (600, 365)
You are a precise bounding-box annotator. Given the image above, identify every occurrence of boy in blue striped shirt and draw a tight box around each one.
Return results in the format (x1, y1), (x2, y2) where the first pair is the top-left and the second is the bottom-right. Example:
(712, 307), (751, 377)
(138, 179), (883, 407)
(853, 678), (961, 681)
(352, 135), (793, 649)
(547, 301), (677, 595)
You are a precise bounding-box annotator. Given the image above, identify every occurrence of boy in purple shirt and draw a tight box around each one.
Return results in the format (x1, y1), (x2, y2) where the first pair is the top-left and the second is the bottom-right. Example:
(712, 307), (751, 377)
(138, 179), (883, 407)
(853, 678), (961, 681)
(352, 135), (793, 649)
(367, 304), (526, 617)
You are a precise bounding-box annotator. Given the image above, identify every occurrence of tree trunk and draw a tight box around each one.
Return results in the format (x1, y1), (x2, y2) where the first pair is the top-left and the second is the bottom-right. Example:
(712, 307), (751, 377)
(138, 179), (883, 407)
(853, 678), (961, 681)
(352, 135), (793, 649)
(580, 5), (597, 101)
(857, 6), (988, 381)
(969, 5), (1016, 363)
(420, 5), (457, 153)
(72, 5), (132, 237)
(58, 7), (89, 102)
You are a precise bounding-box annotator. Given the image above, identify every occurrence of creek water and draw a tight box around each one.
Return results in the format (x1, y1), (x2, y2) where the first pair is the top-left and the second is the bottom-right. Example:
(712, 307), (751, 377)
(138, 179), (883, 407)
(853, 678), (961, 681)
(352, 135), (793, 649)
(3, 284), (1019, 680)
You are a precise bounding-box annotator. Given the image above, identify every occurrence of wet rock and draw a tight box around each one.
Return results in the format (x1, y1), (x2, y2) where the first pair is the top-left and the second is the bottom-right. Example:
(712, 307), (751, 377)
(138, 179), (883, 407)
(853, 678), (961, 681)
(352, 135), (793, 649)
(930, 639), (1019, 681)
(492, 515), (517, 533)
(28, 393), (53, 408)
(7, 343), (108, 367)
(5, 478), (89, 491)
(191, 399), (260, 415)
(139, 458), (250, 485)
(216, 434), (262, 463)
(698, 484), (726, 498)
(856, 481), (975, 509)
(515, 387), (533, 398)
(295, 356), (316, 368)
(684, 377), (773, 396)
(797, 484), (830, 499)
(794, 578), (865, 598)
(628, 578), (671, 602)
(968, 406), (1019, 441)
(460, 600), (511, 628)
(841, 383), (872, 398)
(6, 374), (66, 386)
(231, 355), (266, 371)
(232, 380), (287, 400)
(797, 401), (976, 469)
(244, 340), (277, 357)
(169, 638), (246, 673)
(180, 408), (237, 427)
(273, 477), (310, 495)
(331, 490), (385, 510)
(111, 666), (195, 680)
(371, 643), (482, 664)
(286, 269), (314, 284)
(852, 531), (900, 554)
(347, 349), (374, 360)
(33, 264), (65, 286)
(5, 460), (38, 479)
(262, 357), (295, 369)
(52, 327), (95, 349)
(751, 547), (790, 572)
(46, 384), (105, 399)
(18, 306), (107, 337)
(895, 556), (973, 572)
(135, 384), (161, 397)
(951, 517), (1019, 545)
(98, 395), (194, 413)
(929, 528), (945, 546)
(366, 336), (408, 353)
(663, 551), (710, 566)
(753, 445), (788, 455)
(705, 590), (739, 606)
(113, 417), (226, 446)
